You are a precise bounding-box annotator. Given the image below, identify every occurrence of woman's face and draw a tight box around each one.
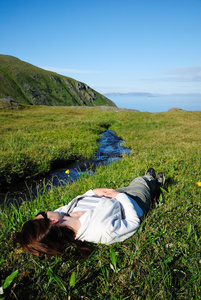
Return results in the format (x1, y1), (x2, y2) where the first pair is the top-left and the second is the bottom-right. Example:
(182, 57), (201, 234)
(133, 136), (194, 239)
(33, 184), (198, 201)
(34, 211), (64, 223)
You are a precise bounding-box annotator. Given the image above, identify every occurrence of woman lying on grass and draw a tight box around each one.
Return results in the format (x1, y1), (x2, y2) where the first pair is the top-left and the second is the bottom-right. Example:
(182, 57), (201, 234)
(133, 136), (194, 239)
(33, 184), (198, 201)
(15, 168), (165, 257)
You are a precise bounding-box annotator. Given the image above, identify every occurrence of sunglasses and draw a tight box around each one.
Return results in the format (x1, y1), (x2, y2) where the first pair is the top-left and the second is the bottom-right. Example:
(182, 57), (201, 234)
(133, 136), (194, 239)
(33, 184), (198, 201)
(35, 211), (48, 219)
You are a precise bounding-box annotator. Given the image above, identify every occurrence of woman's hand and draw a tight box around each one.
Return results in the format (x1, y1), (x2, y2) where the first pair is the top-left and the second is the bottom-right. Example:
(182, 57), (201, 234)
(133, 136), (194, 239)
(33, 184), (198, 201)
(104, 189), (120, 199)
(93, 188), (120, 199)
(93, 188), (106, 197)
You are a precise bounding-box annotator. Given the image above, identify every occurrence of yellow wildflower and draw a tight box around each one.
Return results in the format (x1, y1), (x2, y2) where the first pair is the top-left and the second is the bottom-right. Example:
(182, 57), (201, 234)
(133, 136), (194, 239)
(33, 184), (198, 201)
(196, 182), (201, 187)
(65, 170), (70, 174)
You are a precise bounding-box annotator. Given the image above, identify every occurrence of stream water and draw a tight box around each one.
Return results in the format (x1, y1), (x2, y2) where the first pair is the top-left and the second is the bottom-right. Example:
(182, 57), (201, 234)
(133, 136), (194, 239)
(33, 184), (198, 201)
(1, 130), (131, 204)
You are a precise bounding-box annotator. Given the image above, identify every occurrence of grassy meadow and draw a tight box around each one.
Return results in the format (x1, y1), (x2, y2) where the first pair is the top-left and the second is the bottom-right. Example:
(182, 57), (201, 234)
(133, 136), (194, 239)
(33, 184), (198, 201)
(0, 104), (200, 299)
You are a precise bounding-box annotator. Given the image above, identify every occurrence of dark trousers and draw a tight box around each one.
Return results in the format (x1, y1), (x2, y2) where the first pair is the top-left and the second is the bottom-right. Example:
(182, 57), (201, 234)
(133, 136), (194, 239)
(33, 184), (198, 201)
(116, 175), (156, 213)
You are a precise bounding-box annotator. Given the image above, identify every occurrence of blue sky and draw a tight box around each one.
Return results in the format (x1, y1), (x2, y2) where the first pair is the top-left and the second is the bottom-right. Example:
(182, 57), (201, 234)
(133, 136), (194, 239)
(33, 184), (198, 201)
(1, 0), (201, 96)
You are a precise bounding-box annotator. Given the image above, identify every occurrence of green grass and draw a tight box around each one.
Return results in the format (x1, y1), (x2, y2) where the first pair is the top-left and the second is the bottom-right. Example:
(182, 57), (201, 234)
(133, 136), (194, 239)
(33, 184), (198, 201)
(0, 105), (116, 188)
(0, 105), (201, 299)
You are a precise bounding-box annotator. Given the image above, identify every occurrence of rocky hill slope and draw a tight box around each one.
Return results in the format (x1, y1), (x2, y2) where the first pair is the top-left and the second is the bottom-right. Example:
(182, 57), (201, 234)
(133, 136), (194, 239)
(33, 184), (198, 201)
(0, 55), (116, 107)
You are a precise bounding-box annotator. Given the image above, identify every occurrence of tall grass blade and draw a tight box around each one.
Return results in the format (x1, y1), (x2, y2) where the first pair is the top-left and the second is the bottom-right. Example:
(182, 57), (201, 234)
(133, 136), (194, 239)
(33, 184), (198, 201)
(3, 270), (18, 290)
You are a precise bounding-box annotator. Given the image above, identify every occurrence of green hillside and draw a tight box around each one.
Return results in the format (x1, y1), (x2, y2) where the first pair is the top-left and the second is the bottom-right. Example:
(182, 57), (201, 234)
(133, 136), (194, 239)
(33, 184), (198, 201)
(0, 55), (116, 107)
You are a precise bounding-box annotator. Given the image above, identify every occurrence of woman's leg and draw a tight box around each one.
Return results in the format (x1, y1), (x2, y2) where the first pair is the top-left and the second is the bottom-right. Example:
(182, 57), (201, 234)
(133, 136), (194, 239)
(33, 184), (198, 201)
(116, 175), (156, 213)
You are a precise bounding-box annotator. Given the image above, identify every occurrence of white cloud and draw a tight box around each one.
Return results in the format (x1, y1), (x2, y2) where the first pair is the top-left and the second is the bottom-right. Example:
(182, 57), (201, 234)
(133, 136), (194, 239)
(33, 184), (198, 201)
(140, 66), (201, 84)
(41, 66), (101, 74)
(167, 66), (201, 76)
(164, 66), (201, 82)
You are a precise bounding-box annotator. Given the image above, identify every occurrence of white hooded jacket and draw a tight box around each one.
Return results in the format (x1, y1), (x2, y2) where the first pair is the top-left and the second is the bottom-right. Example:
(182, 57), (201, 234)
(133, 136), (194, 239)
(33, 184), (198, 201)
(54, 189), (143, 244)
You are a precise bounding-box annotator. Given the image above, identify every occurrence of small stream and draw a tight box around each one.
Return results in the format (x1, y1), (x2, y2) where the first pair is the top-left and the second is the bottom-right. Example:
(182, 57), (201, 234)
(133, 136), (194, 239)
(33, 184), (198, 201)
(48, 130), (131, 186)
(1, 130), (131, 204)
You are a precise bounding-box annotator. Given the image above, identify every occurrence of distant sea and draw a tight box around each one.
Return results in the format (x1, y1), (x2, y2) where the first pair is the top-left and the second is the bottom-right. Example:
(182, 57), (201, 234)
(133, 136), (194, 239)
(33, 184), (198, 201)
(104, 93), (201, 113)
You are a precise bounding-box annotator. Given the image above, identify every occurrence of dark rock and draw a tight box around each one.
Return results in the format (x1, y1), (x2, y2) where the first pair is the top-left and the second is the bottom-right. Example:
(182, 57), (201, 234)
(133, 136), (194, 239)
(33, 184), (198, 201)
(0, 96), (20, 105)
